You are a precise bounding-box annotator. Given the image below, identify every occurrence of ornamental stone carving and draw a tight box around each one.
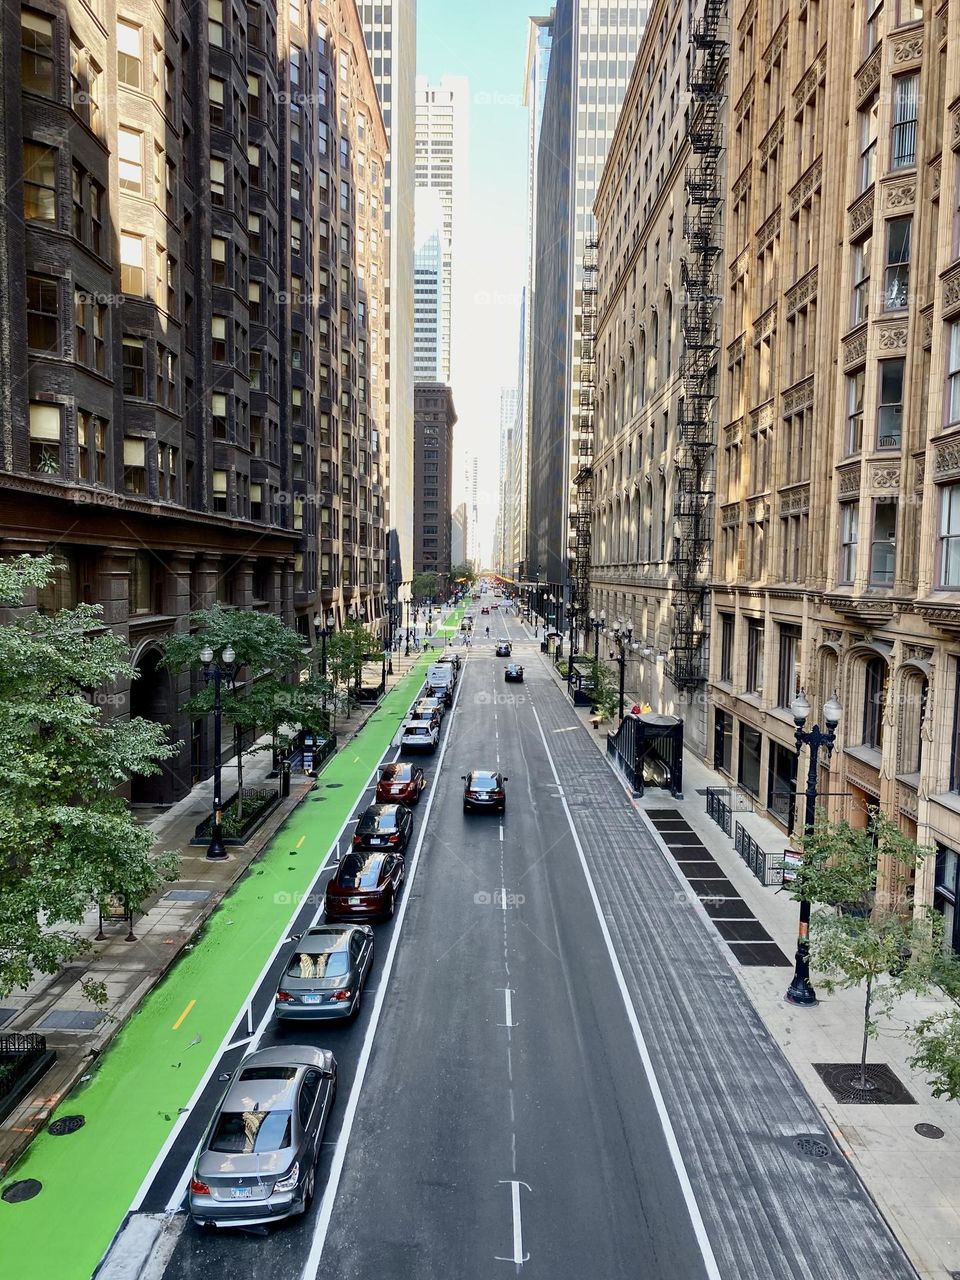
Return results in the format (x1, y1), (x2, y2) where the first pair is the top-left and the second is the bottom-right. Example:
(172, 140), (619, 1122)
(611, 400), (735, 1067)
(845, 756), (881, 796)
(870, 464), (902, 490)
(885, 183), (916, 210)
(934, 439), (960, 481)
(736, 78), (754, 124)
(914, 456), (925, 492)
(843, 328), (869, 367)
(941, 265), (960, 316)
(891, 33), (923, 64)
(921, 307), (934, 349)
(732, 165), (752, 203)
(790, 155), (823, 214)
(757, 207), (781, 250)
(856, 48), (882, 102)
(729, 247), (750, 283)
(738, 0), (757, 34)
(779, 485), (810, 515)
(793, 50), (826, 112)
(898, 784), (919, 818)
(782, 376), (815, 415)
(727, 333), (746, 365)
(760, 113), (784, 164)
(724, 418), (743, 444)
(755, 305), (777, 341)
(953, 107), (960, 150)
(749, 498), (769, 523)
(762, 21), (788, 75)
(932, 160), (942, 197)
(751, 400), (774, 431)
(721, 504), (741, 529)
(849, 190), (875, 238)
(838, 464), (862, 497)
(786, 268), (818, 315)
(877, 326), (909, 351)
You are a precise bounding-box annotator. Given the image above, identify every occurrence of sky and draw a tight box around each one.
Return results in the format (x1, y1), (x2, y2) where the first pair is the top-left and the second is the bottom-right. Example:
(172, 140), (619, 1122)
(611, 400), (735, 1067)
(417, 0), (532, 568)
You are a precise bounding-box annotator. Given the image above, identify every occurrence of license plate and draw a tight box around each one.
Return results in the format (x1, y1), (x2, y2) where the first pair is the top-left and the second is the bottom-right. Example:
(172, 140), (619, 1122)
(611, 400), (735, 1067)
(230, 1186), (253, 1200)
(369, 837), (382, 845)
(348, 896), (362, 905)
(302, 993), (321, 1004)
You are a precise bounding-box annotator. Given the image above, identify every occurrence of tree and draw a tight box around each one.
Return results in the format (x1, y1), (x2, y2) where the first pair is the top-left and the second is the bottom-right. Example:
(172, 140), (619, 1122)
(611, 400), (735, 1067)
(450, 563), (476, 589)
(411, 572), (439, 602)
(793, 809), (941, 1090)
(587, 657), (619, 721)
(162, 606), (331, 806)
(0, 556), (178, 997)
(324, 620), (379, 725)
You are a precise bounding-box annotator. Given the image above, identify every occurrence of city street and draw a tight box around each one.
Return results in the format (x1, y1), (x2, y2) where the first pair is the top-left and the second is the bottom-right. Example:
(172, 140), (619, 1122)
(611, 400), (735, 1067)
(128, 603), (916, 1280)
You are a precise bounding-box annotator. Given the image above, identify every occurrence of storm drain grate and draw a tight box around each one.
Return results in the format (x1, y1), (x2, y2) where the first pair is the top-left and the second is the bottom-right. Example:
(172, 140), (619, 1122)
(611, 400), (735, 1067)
(163, 889), (211, 903)
(2, 1180), (41, 1203)
(793, 1134), (831, 1160)
(814, 1062), (917, 1105)
(37, 1010), (103, 1031)
(48, 1115), (85, 1136)
(325, 782), (344, 789)
(915, 1123), (944, 1139)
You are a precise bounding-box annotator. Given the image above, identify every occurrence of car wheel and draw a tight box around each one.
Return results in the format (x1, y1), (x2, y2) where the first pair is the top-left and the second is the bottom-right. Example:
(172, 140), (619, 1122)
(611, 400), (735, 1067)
(301, 1167), (315, 1214)
(386, 891), (396, 919)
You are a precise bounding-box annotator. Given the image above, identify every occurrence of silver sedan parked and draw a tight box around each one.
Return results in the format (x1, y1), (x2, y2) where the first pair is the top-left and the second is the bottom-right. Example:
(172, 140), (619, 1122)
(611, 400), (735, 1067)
(189, 1045), (336, 1228)
(274, 925), (374, 1021)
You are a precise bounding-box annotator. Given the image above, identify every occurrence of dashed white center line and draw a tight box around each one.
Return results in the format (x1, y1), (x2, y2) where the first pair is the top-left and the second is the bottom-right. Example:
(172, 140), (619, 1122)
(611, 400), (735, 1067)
(495, 1180), (531, 1266)
(499, 825), (504, 842)
(499, 987), (516, 1027)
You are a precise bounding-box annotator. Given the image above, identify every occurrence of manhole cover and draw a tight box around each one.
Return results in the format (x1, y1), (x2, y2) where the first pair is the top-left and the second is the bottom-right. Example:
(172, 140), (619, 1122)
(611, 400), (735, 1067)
(325, 783), (343, 789)
(915, 1122), (944, 1139)
(793, 1134), (831, 1159)
(2, 1179), (42, 1203)
(814, 1062), (917, 1105)
(311, 797), (326, 802)
(48, 1115), (85, 1136)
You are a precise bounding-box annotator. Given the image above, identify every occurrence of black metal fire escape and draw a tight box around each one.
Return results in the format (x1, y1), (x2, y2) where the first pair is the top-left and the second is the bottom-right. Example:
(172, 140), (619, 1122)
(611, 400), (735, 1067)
(571, 237), (599, 637)
(668, 0), (728, 690)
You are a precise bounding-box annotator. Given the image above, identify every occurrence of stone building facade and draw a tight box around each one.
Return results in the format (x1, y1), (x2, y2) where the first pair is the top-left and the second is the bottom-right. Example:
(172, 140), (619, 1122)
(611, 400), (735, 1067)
(413, 383), (455, 596)
(710, 0), (960, 939)
(1, 0), (387, 801)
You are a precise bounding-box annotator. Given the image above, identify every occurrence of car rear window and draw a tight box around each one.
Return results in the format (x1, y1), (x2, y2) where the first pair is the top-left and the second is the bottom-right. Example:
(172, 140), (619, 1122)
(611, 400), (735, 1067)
(286, 950), (349, 979)
(470, 774), (498, 790)
(338, 854), (384, 887)
(238, 1067), (297, 1081)
(210, 1108), (292, 1153)
(382, 763), (411, 782)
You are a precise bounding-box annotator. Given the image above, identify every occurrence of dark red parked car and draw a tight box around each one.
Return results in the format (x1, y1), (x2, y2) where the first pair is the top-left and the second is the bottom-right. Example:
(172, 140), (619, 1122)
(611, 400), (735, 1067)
(325, 850), (405, 921)
(376, 762), (426, 805)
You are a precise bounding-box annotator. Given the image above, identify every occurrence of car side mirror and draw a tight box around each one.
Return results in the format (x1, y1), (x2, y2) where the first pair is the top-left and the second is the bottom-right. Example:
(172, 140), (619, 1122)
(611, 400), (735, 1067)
(503, 777), (509, 782)
(461, 775), (466, 781)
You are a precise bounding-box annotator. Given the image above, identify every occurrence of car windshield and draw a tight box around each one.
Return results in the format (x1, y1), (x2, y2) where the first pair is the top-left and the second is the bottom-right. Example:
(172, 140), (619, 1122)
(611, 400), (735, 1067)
(286, 950), (349, 979)
(406, 726), (429, 736)
(470, 775), (497, 791)
(338, 853), (384, 887)
(382, 763), (411, 782)
(210, 1108), (292, 1153)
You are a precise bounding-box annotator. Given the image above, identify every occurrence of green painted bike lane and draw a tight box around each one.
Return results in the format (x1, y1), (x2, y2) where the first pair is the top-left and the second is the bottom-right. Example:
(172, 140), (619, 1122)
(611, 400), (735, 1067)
(0, 646), (448, 1280)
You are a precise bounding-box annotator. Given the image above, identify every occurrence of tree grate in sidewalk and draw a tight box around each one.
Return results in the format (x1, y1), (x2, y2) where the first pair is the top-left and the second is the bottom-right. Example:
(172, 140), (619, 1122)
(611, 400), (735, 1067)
(163, 890), (212, 903)
(729, 942), (791, 966)
(36, 1010), (103, 1031)
(714, 920), (774, 944)
(814, 1062), (917, 1105)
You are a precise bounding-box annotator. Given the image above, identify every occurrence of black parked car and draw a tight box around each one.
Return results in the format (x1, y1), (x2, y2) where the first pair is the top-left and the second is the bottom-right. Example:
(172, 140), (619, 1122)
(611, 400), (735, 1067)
(495, 642), (512, 657)
(352, 803), (413, 852)
(462, 770), (508, 814)
(504, 664), (524, 682)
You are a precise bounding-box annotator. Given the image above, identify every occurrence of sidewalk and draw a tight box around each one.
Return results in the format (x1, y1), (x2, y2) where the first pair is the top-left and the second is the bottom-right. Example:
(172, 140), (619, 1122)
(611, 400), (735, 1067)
(538, 651), (960, 1280)
(0, 633), (443, 1179)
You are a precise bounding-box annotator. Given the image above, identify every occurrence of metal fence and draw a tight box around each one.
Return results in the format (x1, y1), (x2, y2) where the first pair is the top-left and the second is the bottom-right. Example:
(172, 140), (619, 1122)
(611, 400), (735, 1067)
(734, 821), (784, 887)
(0, 1034), (49, 1097)
(705, 787), (732, 836)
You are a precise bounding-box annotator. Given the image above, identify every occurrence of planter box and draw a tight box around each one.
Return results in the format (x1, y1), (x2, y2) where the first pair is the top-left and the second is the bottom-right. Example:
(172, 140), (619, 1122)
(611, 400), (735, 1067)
(190, 787), (280, 846)
(0, 1034), (57, 1125)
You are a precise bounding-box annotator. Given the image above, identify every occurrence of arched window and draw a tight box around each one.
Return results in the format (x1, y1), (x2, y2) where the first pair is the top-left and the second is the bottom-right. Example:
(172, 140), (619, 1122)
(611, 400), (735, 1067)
(665, 291), (673, 371)
(650, 313), (659, 387)
(611, 373), (619, 432)
(636, 331), (646, 409)
(644, 480), (654, 561)
(614, 496), (622, 561)
(898, 672), (928, 776)
(627, 346), (636, 420)
(658, 475), (668, 560)
(634, 487), (642, 561)
(862, 656), (889, 750)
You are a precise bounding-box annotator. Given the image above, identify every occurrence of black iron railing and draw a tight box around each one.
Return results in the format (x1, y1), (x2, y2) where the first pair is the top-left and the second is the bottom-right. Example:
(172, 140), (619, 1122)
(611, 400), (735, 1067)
(706, 786), (731, 836)
(734, 821), (784, 887)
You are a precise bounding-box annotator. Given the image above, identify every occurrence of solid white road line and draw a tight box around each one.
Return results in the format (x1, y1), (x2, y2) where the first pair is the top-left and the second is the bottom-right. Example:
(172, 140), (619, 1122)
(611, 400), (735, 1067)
(529, 704), (723, 1280)
(297, 654), (469, 1280)
(495, 1180), (530, 1265)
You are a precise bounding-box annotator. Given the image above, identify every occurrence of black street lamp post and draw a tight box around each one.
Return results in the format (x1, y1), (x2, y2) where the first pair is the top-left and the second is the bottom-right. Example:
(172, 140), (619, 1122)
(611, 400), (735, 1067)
(314, 609), (336, 679)
(200, 644), (237, 861)
(590, 609), (605, 661)
(785, 688), (842, 1007)
(566, 591), (578, 692)
(609, 621), (638, 720)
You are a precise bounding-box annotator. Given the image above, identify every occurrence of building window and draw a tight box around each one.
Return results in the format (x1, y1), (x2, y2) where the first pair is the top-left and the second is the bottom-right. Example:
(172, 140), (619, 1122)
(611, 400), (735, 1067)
(934, 845), (960, 955)
(211, 315), (226, 362)
(122, 337), (145, 397)
(865, 0), (883, 53)
(846, 369), (865, 453)
(737, 722), (762, 796)
(120, 232), (145, 294)
(862, 656), (888, 750)
(947, 323), (960, 425)
(211, 236), (227, 284)
(209, 77), (225, 127)
(26, 275), (59, 352)
(713, 710), (733, 774)
(767, 741), (797, 829)
(123, 437), (147, 494)
(839, 502), (859, 583)
(28, 402), (62, 473)
(877, 358), (904, 448)
(118, 127), (143, 193)
(21, 10), (55, 97)
(211, 392), (227, 439)
(23, 141), (56, 222)
(116, 19), (141, 88)
(858, 93), (878, 192)
(776, 624), (801, 708)
(870, 499), (897, 585)
(746, 620), (764, 697)
(210, 157), (226, 205)
(721, 614), (737, 686)
(851, 234), (872, 324)
(897, 0), (923, 21)
(890, 74), (919, 170)
(939, 484), (960, 587)
(951, 669), (960, 792)
(884, 217), (911, 311)
(208, 0), (224, 47)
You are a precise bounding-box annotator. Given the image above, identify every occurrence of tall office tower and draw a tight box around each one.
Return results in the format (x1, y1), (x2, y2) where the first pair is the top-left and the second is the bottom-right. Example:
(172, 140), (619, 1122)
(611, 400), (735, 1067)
(497, 388), (519, 576)
(0, 0), (387, 802)
(526, 0), (651, 623)
(709, 0), (960, 936)
(518, 15), (553, 581)
(359, 0), (416, 605)
(413, 384), (457, 595)
(415, 75), (468, 383)
(413, 189), (445, 380)
(590, 0), (726, 758)
(451, 501), (468, 568)
(468, 454), (481, 568)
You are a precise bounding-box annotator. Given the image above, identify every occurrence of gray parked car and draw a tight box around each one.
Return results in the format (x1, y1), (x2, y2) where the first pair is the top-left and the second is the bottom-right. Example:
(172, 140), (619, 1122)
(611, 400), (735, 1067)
(274, 925), (374, 1021)
(189, 1045), (336, 1228)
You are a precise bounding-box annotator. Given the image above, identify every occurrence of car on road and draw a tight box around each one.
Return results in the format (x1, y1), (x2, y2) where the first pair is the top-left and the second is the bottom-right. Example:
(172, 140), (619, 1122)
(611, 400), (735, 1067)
(352, 803), (413, 852)
(491, 602), (499, 609)
(462, 769), (508, 814)
(480, 606), (490, 615)
(436, 652), (462, 672)
(407, 706), (442, 733)
(400, 720), (439, 752)
(504, 663), (524, 682)
(495, 642), (512, 657)
(189, 1045), (336, 1228)
(325, 849), (406, 920)
(376, 761), (426, 804)
(413, 696), (445, 723)
(274, 925), (373, 1021)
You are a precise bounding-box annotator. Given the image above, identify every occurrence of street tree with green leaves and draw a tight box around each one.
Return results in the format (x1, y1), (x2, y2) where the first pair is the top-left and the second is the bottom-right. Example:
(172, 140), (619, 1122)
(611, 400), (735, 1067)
(588, 656), (619, 721)
(161, 605), (332, 804)
(411, 572), (439, 602)
(793, 809), (942, 1090)
(324, 619), (380, 726)
(450, 563), (476, 589)
(0, 556), (179, 997)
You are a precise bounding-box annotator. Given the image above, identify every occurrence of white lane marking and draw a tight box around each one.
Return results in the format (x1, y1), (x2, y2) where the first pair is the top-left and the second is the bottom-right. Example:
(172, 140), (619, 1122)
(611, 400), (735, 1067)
(495, 1180), (531, 1266)
(500, 879), (508, 912)
(129, 694), (421, 1215)
(498, 987), (516, 1028)
(499, 824), (504, 842)
(529, 704), (724, 1280)
(245, 1003), (253, 1036)
(298, 658), (468, 1280)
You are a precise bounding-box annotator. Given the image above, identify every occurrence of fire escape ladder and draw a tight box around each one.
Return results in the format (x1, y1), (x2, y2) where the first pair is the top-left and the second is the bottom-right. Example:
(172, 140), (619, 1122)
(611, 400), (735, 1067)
(572, 238), (599, 631)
